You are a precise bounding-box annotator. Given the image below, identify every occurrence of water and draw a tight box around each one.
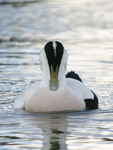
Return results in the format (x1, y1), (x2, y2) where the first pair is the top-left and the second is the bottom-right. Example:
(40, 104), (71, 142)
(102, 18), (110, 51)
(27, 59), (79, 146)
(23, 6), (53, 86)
(0, 0), (113, 149)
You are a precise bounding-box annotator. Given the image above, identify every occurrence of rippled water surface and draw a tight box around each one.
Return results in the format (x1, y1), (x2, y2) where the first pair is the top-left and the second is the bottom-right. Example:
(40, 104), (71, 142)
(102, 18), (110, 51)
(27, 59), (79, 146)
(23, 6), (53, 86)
(0, 0), (113, 149)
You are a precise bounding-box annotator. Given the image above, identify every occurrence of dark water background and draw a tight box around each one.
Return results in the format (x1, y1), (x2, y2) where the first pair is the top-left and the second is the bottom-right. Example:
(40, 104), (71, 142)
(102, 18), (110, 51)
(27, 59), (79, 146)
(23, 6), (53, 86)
(0, 0), (113, 149)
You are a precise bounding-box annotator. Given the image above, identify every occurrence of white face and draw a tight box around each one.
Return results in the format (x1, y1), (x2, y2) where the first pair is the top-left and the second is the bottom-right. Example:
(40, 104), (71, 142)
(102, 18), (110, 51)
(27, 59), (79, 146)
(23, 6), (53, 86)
(39, 48), (50, 80)
(58, 49), (68, 80)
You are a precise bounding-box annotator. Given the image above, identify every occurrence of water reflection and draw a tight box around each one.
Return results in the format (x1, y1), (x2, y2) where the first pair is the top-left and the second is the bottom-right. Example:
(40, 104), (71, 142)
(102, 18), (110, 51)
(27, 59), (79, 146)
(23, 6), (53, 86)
(1, 108), (113, 149)
(10, 110), (112, 150)
(30, 113), (68, 150)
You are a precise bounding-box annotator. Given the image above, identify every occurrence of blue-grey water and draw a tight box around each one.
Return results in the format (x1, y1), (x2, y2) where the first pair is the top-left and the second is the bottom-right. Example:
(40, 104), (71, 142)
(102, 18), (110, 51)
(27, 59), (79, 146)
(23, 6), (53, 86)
(0, 0), (113, 149)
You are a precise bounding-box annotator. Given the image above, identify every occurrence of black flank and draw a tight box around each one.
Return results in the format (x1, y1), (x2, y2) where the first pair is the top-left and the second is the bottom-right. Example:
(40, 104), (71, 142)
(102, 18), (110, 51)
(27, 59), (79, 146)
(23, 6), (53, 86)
(84, 90), (98, 110)
(66, 71), (98, 110)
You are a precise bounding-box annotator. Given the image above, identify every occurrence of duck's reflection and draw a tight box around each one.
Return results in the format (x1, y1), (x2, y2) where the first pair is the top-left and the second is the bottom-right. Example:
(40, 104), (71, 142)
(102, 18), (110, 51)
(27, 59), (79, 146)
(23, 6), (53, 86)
(35, 113), (68, 150)
(50, 130), (61, 150)
(50, 129), (66, 150)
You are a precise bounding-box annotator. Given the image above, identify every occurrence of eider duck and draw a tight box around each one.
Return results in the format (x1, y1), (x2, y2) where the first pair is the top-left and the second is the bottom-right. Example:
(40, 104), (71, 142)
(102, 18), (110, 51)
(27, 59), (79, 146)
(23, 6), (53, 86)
(13, 41), (98, 112)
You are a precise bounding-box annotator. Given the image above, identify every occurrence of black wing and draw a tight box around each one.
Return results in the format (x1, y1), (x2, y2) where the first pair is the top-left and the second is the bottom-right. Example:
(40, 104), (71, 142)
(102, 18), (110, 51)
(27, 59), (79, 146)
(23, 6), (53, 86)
(66, 71), (83, 82)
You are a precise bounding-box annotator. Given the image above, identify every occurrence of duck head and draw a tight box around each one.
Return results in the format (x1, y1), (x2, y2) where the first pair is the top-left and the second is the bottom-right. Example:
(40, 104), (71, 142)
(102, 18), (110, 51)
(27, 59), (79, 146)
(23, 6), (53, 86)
(39, 41), (68, 91)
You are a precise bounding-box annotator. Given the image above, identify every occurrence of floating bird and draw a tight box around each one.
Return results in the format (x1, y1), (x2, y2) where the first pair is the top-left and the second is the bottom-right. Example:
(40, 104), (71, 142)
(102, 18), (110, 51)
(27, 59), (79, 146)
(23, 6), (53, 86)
(13, 41), (98, 112)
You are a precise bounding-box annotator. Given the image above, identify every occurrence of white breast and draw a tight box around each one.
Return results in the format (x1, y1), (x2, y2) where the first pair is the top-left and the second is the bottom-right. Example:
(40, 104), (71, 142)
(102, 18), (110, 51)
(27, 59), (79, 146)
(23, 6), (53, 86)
(25, 84), (85, 112)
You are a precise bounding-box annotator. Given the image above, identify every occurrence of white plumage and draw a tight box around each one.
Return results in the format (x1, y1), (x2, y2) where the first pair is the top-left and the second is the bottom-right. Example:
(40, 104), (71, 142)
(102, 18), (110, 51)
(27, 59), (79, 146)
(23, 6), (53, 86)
(13, 41), (95, 112)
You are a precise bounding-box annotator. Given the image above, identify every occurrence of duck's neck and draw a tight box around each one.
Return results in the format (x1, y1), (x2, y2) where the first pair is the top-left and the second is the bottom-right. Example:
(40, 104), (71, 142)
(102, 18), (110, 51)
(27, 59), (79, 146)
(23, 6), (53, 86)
(41, 71), (50, 87)
(58, 65), (67, 87)
(41, 68), (67, 90)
